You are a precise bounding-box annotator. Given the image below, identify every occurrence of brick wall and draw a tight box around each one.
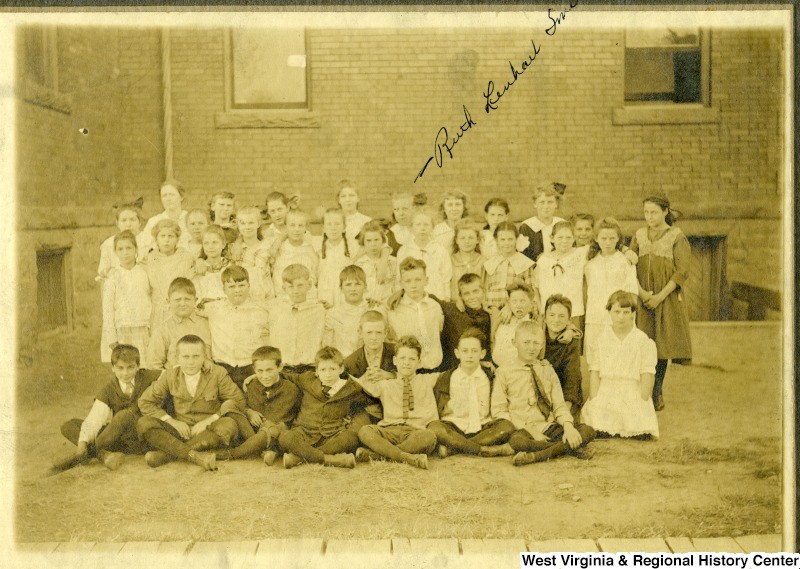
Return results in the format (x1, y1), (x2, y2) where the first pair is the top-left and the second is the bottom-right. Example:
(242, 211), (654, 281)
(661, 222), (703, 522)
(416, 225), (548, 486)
(16, 25), (785, 361)
(16, 26), (163, 362)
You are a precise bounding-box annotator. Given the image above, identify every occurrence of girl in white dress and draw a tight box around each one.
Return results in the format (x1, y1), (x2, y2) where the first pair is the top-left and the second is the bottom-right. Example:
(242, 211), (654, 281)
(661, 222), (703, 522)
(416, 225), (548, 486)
(581, 291), (659, 439)
(355, 220), (397, 305)
(97, 198), (149, 280)
(101, 231), (151, 364)
(584, 217), (639, 367)
(535, 221), (589, 328)
(313, 208), (353, 307)
(192, 224), (231, 304)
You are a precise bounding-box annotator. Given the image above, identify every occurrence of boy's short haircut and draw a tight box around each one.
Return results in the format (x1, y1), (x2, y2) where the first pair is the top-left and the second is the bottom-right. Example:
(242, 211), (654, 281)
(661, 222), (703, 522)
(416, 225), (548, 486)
(210, 191), (235, 205)
(237, 206), (261, 220)
(282, 263), (311, 284)
(186, 207), (210, 223)
(285, 209), (307, 224)
(572, 212), (595, 225)
(168, 277), (197, 298)
(458, 327), (487, 350)
(111, 344), (140, 366)
(252, 346), (282, 367)
(545, 293), (573, 317)
(399, 256), (427, 275)
(113, 230), (138, 250)
(551, 220), (574, 238)
(266, 191), (289, 206)
(395, 335), (423, 358)
(484, 197), (510, 214)
(222, 264), (250, 284)
(457, 272), (482, 292)
(315, 346), (344, 366)
(161, 179), (186, 198)
(339, 265), (367, 286)
(359, 310), (386, 328)
(411, 208), (434, 225)
(151, 218), (182, 239)
(605, 290), (638, 312)
(515, 320), (544, 341)
(507, 282), (534, 298)
(493, 221), (518, 239)
(357, 220), (387, 246)
(177, 334), (206, 351)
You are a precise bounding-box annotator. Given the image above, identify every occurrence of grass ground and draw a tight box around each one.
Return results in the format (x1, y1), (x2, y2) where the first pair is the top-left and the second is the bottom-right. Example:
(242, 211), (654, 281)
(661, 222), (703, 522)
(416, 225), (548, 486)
(14, 322), (784, 543)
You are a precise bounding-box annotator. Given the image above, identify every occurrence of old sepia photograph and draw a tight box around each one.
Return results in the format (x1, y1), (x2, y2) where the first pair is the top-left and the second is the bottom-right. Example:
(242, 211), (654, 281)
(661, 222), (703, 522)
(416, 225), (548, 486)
(1, 4), (794, 566)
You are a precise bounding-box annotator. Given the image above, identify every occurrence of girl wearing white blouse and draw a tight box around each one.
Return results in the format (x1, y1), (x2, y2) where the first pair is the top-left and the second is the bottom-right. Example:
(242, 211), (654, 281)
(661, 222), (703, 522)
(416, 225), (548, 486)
(581, 290), (659, 439)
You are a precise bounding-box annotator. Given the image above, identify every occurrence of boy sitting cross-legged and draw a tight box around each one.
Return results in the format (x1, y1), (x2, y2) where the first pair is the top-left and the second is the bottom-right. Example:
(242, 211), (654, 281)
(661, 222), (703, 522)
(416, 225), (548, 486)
(277, 346), (367, 469)
(136, 334), (245, 471)
(219, 346), (301, 465)
(428, 328), (516, 458)
(355, 335), (438, 470)
(52, 344), (160, 473)
(491, 321), (595, 466)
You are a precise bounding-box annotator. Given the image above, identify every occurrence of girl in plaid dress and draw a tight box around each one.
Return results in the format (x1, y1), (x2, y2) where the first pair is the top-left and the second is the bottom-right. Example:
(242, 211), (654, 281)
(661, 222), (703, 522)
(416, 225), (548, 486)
(483, 222), (537, 314)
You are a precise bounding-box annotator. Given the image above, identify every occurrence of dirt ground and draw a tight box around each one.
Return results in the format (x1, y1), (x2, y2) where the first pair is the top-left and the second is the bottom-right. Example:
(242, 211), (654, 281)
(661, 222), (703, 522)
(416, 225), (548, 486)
(13, 322), (783, 543)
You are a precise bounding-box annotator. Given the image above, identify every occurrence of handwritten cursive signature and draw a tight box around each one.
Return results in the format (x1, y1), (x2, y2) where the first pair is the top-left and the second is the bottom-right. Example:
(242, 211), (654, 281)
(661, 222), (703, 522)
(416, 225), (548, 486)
(413, 1), (579, 183)
(414, 105), (477, 183)
(483, 39), (541, 114)
(546, 0), (580, 36)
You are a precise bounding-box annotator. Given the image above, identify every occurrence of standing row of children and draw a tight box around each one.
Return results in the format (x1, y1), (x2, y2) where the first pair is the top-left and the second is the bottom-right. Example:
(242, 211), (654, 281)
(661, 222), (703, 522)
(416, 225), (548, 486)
(75, 178), (692, 471)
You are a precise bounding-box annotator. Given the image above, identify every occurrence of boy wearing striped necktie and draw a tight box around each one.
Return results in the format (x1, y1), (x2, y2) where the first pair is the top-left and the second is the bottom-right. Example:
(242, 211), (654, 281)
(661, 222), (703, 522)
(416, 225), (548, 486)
(491, 320), (595, 466)
(355, 336), (438, 469)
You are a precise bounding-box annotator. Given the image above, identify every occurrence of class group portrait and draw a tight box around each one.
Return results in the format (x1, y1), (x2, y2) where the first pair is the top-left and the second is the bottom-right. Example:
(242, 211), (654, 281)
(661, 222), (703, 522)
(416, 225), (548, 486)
(9, 14), (787, 545)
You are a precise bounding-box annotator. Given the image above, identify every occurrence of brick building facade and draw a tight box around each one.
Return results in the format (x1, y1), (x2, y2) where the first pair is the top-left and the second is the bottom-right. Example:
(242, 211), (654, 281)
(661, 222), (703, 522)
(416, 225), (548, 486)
(16, 24), (785, 364)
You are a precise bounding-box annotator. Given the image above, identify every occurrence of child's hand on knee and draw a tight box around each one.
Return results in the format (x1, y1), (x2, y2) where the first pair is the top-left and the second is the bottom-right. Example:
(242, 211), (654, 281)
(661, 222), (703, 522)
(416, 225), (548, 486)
(166, 418), (191, 440)
(562, 423), (583, 449)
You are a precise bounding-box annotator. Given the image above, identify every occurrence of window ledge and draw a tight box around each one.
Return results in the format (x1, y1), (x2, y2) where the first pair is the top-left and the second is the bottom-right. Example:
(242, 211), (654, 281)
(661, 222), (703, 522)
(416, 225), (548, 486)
(21, 77), (72, 114)
(612, 103), (720, 125)
(215, 110), (320, 129)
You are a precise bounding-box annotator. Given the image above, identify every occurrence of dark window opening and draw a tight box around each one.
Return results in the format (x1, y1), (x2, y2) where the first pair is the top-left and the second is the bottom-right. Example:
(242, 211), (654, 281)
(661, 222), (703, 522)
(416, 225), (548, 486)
(36, 248), (70, 333)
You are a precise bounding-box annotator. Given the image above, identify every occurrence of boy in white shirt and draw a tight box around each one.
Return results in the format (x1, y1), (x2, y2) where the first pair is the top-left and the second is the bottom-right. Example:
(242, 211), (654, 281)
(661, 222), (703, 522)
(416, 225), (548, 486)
(428, 328), (515, 458)
(355, 336), (438, 469)
(323, 265), (383, 358)
(201, 265), (269, 389)
(387, 257), (444, 372)
(268, 264), (326, 374)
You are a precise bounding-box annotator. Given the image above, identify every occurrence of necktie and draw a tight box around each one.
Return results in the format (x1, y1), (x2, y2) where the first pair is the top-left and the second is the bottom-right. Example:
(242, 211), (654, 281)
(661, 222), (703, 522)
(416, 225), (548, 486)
(402, 376), (415, 420)
(526, 364), (552, 418)
(321, 384), (331, 399)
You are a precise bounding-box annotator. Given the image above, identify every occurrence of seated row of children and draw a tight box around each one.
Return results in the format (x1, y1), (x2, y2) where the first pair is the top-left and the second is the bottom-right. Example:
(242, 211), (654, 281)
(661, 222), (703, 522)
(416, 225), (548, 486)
(55, 286), (658, 474)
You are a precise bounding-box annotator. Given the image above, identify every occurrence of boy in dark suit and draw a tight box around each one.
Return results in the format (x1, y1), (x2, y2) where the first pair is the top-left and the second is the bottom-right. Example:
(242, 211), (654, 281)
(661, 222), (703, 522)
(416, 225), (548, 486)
(52, 344), (160, 473)
(220, 346), (301, 465)
(343, 310), (395, 423)
(277, 346), (366, 469)
(137, 334), (245, 471)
